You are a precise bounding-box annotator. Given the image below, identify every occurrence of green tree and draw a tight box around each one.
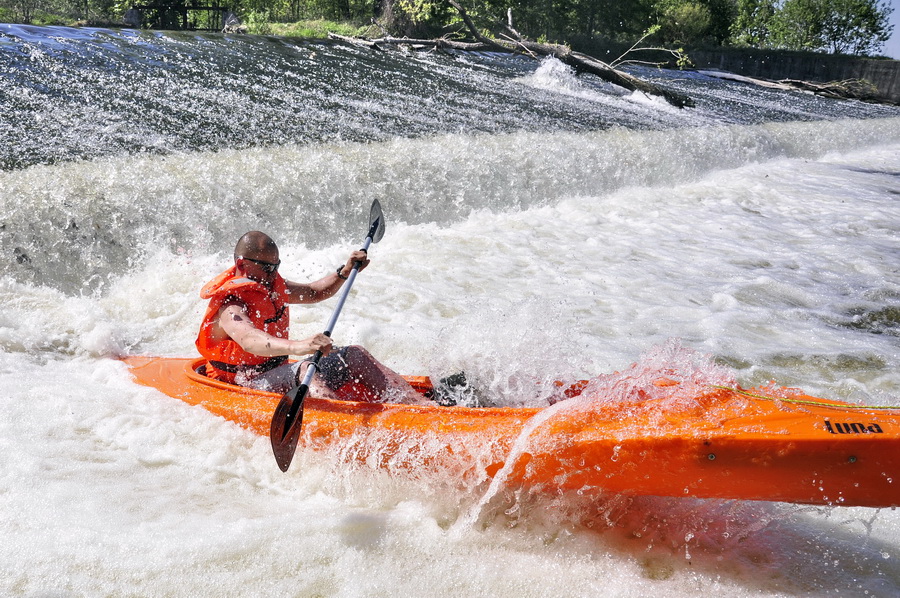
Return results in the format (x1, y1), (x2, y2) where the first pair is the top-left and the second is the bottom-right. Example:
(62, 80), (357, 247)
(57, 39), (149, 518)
(771, 0), (828, 49)
(1, 0), (44, 22)
(585, 0), (657, 40)
(655, 0), (713, 44)
(731, 0), (777, 46)
(701, 0), (738, 44)
(819, 0), (893, 54)
(771, 0), (893, 55)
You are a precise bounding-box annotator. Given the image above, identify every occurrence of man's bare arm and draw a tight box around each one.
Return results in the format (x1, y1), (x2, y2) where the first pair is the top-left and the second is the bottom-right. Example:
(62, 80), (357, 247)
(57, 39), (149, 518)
(218, 304), (332, 356)
(284, 250), (370, 304)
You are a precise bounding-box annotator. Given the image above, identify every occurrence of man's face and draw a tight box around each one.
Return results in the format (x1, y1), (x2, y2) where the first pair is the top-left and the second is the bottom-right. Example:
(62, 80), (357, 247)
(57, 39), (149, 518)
(238, 249), (280, 286)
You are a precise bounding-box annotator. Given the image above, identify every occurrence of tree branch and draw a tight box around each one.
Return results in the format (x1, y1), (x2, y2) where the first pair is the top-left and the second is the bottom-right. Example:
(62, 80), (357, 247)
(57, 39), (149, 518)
(445, 0), (694, 108)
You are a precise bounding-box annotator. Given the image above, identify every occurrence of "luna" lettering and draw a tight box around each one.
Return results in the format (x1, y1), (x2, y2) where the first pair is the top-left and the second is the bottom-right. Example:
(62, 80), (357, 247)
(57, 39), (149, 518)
(824, 421), (884, 434)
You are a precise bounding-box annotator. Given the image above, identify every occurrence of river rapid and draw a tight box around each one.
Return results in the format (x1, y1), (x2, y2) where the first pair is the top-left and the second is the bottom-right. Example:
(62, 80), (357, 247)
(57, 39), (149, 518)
(2, 25), (900, 597)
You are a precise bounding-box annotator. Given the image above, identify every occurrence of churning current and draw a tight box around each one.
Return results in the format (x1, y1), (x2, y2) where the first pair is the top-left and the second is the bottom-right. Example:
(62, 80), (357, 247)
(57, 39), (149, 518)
(1, 24), (900, 598)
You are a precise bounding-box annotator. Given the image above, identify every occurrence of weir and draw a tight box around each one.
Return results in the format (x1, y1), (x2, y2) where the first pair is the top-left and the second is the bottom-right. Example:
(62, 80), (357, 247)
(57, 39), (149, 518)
(2, 25), (899, 173)
(690, 49), (900, 104)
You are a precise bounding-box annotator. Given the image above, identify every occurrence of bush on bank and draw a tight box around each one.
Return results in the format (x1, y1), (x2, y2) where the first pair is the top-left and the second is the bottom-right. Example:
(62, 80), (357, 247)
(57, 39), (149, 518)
(0, 0), (894, 59)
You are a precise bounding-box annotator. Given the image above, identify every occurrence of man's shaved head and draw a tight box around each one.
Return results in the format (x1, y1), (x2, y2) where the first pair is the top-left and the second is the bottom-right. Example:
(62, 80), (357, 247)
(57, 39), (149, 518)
(234, 231), (278, 261)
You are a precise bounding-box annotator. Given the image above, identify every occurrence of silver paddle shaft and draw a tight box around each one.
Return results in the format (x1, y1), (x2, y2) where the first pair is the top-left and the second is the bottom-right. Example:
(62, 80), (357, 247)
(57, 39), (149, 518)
(298, 235), (373, 388)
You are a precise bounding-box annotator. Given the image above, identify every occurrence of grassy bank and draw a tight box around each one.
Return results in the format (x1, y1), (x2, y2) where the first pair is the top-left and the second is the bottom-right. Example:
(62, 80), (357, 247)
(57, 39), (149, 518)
(248, 18), (376, 39)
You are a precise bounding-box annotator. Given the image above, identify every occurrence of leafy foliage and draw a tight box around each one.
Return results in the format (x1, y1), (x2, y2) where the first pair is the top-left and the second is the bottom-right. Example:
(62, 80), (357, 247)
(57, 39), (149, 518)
(0, 0), (893, 57)
(655, 0), (713, 45)
(610, 24), (694, 69)
(733, 0), (893, 55)
(269, 17), (372, 36)
(801, 0), (892, 54)
(732, 0), (778, 46)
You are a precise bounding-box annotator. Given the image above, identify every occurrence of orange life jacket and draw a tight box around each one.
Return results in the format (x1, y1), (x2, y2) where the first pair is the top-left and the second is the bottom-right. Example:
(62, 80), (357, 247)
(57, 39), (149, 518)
(195, 265), (290, 384)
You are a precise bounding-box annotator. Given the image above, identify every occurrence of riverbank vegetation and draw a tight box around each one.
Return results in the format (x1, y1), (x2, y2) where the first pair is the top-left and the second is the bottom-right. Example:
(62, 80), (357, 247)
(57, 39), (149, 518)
(0, 0), (894, 59)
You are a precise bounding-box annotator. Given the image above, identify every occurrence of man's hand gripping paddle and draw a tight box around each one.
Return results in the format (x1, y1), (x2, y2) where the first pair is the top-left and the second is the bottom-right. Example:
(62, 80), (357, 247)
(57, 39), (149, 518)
(269, 199), (386, 472)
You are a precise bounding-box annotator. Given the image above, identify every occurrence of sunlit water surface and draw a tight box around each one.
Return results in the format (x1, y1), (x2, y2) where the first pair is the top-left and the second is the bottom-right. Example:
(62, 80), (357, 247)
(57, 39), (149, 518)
(1, 25), (900, 597)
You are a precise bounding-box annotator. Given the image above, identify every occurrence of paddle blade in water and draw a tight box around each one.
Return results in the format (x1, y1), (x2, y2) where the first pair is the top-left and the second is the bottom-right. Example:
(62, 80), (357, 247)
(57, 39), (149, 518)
(270, 385), (307, 472)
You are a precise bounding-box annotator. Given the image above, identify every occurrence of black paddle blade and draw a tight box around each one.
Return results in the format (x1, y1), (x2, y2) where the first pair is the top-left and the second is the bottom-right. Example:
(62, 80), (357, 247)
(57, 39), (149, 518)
(369, 199), (386, 243)
(269, 385), (308, 472)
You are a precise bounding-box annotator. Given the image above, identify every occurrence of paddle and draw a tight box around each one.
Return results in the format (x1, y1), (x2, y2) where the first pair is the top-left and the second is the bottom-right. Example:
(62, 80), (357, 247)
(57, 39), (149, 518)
(269, 199), (386, 472)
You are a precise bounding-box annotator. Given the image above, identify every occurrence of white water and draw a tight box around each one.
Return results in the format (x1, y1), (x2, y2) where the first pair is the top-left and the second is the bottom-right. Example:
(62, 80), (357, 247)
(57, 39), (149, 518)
(2, 24), (900, 594)
(2, 118), (899, 596)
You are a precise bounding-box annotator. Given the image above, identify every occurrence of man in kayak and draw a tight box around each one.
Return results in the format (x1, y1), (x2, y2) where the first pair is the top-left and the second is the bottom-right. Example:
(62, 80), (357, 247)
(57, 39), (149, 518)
(196, 231), (429, 404)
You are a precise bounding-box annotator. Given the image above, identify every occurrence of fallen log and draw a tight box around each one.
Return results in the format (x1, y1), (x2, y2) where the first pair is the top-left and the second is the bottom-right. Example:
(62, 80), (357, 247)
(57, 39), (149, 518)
(697, 70), (798, 91)
(778, 78), (887, 103)
(446, 0), (694, 108)
(698, 70), (892, 105)
(328, 4), (695, 108)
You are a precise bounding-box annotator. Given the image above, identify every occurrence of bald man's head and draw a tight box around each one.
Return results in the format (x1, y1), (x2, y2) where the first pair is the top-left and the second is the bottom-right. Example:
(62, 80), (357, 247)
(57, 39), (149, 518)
(234, 231), (278, 262)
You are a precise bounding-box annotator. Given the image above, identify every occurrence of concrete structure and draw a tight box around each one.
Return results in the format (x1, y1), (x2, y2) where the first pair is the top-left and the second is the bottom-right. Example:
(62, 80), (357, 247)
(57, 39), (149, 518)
(690, 49), (900, 104)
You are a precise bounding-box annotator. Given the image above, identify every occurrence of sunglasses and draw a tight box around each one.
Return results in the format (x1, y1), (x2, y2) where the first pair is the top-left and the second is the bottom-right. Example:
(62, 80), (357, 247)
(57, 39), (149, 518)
(242, 257), (281, 274)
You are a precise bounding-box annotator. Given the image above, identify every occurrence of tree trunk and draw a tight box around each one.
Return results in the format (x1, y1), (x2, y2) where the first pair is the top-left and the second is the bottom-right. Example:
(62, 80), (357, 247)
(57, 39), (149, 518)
(445, 0), (694, 108)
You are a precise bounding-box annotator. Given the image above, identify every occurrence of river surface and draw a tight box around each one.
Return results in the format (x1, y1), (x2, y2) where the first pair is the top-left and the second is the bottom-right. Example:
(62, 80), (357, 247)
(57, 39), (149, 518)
(2, 24), (900, 597)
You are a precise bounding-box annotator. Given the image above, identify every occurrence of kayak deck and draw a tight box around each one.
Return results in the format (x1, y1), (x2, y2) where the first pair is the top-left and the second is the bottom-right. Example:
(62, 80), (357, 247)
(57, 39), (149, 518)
(123, 356), (900, 508)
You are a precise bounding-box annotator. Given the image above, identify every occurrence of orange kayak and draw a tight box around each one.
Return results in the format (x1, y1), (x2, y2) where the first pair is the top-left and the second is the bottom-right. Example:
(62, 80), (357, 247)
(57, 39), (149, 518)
(124, 356), (900, 508)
